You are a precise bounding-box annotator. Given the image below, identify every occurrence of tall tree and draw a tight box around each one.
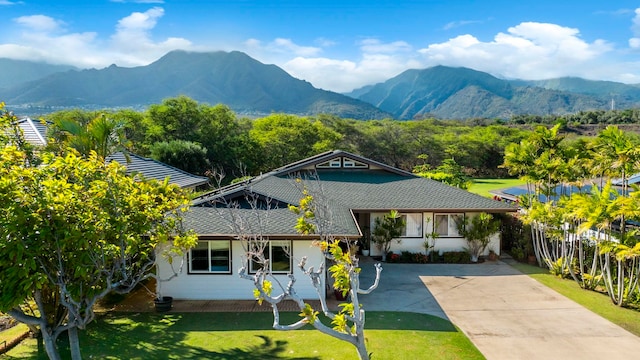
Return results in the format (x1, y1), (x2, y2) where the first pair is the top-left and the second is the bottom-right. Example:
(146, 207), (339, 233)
(145, 95), (203, 143)
(150, 140), (210, 175)
(0, 108), (197, 359)
(250, 114), (341, 172)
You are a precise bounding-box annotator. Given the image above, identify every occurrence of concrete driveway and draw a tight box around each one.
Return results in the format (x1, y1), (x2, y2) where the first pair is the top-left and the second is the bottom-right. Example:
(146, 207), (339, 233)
(357, 258), (640, 360)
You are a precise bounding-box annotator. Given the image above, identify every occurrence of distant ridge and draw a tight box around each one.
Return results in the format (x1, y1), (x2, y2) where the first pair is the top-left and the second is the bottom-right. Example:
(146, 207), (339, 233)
(0, 51), (389, 120)
(347, 66), (640, 119)
(4, 51), (640, 119)
(0, 58), (76, 89)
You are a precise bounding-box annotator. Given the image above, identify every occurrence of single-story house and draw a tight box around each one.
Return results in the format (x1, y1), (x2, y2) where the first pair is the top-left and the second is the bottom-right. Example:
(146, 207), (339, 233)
(158, 150), (517, 300)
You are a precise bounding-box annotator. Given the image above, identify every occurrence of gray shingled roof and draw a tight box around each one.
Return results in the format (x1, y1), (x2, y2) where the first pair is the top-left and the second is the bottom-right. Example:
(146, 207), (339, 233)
(184, 206), (359, 237)
(252, 170), (516, 212)
(188, 150), (516, 237)
(107, 152), (209, 189)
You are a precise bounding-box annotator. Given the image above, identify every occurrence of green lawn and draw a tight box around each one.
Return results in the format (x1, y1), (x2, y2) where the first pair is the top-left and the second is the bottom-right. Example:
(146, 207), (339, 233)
(1, 311), (483, 360)
(0, 323), (29, 352)
(510, 262), (640, 337)
(468, 178), (526, 198)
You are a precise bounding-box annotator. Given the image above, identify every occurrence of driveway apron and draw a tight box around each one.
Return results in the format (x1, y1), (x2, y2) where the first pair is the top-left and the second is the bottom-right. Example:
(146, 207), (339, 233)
(357, 258), (640, 360)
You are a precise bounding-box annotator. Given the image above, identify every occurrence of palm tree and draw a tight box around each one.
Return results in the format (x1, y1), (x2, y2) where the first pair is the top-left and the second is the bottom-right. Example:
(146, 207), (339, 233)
(49, 114), (130, 159)
(591, 125), (640, 197)
(565, 181), (621, 294)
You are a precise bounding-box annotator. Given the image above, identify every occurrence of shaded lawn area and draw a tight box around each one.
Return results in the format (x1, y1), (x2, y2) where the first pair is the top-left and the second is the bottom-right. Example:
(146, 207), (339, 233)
(511, 262), (640, 337)
(468, 178), (526, 198)
(1, 311), (483, 360)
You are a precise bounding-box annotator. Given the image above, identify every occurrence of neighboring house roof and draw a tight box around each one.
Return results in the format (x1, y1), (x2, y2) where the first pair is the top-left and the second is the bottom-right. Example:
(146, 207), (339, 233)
(190, 150), (516, 237)
(107, 152), (209, 189)
(491, 178), (635, 203)
(612, 173), (640, 186)
(16, 117), (49, 147)
(11, 117), (208, 189)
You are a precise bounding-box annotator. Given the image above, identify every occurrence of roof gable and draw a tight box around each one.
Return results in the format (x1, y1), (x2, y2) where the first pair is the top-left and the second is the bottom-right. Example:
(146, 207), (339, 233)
(269, 150), (415, 177)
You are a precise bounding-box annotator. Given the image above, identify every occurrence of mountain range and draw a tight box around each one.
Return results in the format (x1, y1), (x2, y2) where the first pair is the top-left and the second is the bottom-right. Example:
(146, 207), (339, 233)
(2, 50), (640, 120)
(0, 51), (388, 120)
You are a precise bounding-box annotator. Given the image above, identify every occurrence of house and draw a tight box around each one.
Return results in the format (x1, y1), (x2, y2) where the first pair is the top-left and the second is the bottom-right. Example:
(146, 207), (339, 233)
(157, 150), (517, 301)
(14, 116), (209, 190)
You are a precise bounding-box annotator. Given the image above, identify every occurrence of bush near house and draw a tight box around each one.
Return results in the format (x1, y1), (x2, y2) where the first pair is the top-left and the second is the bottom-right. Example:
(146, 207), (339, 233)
(384, 251), (470, 264)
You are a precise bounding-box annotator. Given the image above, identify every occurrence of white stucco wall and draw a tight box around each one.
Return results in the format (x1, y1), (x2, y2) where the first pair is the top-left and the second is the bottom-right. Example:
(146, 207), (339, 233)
(156, 239), (326, 300)
(369, 212), (501, 257)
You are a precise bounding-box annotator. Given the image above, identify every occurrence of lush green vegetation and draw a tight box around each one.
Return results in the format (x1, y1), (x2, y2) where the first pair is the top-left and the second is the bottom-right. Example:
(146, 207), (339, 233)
(2, 312), (483, 360)
(1, 104), (198, 360)
(45, 97), (530, 183)
(511, 108), (640, 125)
(511, 262), (640, 336)
(503, 124), (640, 309)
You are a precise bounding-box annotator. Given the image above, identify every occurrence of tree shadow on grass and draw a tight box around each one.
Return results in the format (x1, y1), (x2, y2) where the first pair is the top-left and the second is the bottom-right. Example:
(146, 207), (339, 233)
(5, 311), (458, 359)
(12, 313), (320, 360)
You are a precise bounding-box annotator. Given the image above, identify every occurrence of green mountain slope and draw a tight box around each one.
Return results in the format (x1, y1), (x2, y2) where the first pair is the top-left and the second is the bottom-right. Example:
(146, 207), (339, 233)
(0, 59), (76, 89)
(0, 51), (389, 120)
(348, 66), (638, 119)
(529, 77), (640, 98)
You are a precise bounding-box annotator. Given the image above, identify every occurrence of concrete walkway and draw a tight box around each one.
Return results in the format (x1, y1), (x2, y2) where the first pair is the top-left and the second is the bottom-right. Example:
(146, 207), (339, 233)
(358, 257), (640, 360)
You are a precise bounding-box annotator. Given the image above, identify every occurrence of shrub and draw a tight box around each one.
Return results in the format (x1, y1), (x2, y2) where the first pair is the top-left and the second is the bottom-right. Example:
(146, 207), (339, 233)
(443, 251), (470, 263)
(412, 253), (429, 264)
(400, 251), (414, 263)
(387, 253), (401, 263)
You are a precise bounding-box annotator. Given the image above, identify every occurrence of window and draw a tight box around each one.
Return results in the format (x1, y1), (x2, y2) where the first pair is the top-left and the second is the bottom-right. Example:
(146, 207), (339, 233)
(250, 240), (292, 274)
(189, 240), (231, 273)
(401, 213), (423, 237)
(434, 214), (463, 237)
(316, 158), (342, 168)
(342, 158), (368, 168)
(316, 157), (369, 169)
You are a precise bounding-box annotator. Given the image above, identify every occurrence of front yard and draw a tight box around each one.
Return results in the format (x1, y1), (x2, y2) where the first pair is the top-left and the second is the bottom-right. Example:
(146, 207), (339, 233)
(1, 311), (483, 359)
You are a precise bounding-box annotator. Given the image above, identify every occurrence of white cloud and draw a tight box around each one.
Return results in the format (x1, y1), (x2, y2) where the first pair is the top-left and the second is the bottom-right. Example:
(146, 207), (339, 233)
(281, 39), (420, 92)
(4, 7), (192, 68)
(244, 37), (322, 58)
(359, 38), (412, 53)
(443, 20), (483, 30)
(0, 1), (23, 5)
(629, 8), (640, 49)
(273, 21), (631, 92)
(14, 15), (64, 33)
(314, 37), (336, 48)
(7, 15), (101, 66)
(418, 22), (612, 80)
(109, 7), (192, 65)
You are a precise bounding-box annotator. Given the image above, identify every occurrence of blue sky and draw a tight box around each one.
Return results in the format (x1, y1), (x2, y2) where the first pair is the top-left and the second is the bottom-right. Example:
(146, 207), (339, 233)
(2, 0), (640, 92)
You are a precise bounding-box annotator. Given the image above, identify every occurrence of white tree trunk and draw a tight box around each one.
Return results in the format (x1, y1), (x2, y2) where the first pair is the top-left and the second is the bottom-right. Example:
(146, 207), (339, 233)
(68, 313), (82, 360)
